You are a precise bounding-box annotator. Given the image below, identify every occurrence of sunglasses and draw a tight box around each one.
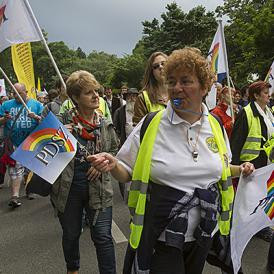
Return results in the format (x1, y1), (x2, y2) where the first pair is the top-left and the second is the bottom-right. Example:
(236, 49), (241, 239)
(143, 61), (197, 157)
(152, 61), (166, 70)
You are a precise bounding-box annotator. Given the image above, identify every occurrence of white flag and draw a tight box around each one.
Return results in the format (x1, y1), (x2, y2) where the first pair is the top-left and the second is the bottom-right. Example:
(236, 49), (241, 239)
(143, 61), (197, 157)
(208, 24), (226, 83)
(0, 78), (6, 96)
(205, 84), (217, 110)
(0, 0), (41, 52)
(265, 61), (274, 95)
(231, 164), (274, 274)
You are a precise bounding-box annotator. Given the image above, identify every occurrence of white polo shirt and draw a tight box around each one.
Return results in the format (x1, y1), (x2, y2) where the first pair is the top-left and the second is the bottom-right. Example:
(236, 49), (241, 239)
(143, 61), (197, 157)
(117, 101), (231, 242)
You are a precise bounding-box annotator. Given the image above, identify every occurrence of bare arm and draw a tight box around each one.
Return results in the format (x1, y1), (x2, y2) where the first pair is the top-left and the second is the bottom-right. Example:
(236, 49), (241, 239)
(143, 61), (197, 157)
(230, 162), (255, 178)
(87, 152), (131, 183)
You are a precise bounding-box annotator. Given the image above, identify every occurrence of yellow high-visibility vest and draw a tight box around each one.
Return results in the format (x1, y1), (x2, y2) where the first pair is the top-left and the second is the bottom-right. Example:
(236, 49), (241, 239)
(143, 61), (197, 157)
(143, 90), (165, 112)
(128, 110), (233, 249)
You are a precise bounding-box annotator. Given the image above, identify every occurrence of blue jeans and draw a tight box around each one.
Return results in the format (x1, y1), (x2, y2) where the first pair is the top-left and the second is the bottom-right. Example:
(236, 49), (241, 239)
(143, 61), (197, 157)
(58, 185), (116, 273)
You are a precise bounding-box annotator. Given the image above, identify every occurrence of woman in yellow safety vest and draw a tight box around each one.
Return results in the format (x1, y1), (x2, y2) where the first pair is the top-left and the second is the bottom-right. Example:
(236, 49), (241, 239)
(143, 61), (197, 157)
(89, 48), (255, 274)
(230, 80), (274, 243)
(133, 51), (168, 125)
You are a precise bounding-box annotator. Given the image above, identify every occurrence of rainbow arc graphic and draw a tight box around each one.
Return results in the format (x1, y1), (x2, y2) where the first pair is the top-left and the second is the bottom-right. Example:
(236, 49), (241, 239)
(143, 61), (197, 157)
(210, 42), (219, 74)
(265, 171), (274, 220)
(22, 128), (75, 153)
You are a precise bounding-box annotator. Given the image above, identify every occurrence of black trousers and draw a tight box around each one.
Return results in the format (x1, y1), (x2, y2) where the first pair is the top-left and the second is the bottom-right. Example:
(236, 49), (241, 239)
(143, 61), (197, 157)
(150, 239), (213, 274)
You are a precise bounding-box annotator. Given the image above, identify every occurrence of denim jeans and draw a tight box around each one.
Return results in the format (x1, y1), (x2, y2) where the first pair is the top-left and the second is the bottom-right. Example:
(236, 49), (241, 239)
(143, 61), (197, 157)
(58, 185), (116, 273)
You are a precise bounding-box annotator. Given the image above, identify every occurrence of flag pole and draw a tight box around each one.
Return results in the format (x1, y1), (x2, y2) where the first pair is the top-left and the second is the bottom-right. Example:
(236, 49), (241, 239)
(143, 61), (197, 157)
(22, 0), (66, 91)
(230, 76), (235, 89)
(218, 19), (234, 122)
(0, 66), (30, 112)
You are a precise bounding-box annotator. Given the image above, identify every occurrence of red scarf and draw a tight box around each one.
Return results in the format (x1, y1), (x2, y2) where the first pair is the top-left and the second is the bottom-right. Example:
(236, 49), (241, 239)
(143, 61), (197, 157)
(71, 109), (101, 140)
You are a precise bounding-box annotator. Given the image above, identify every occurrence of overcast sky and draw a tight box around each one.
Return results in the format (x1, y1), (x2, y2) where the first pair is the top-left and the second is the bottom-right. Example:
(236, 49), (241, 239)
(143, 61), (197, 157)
(28, 0), (223, 57)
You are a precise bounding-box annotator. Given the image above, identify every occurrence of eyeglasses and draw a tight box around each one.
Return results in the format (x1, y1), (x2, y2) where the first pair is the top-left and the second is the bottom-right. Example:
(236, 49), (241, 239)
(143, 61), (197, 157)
(152, 61), (166, 70)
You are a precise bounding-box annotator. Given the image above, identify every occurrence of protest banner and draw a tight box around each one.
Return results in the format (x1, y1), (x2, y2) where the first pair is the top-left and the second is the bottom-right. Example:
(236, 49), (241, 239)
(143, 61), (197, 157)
(11, 42), (36, 99)
(231, 164), (274, 274)
(11, 112), (77, 184)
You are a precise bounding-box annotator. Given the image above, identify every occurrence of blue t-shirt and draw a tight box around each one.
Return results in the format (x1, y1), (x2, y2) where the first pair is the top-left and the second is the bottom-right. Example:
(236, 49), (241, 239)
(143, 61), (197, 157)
(0, 99), (44, 147)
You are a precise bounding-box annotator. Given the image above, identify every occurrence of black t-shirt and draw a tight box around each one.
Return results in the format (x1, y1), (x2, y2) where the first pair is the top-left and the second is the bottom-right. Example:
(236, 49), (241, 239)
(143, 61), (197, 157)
(72, 137), (93, 190)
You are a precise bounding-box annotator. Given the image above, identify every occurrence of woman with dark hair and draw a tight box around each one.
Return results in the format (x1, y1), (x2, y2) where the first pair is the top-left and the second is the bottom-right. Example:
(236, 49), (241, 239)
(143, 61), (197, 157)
(133, 51), (168, 125)
(50, 70), (119, 274)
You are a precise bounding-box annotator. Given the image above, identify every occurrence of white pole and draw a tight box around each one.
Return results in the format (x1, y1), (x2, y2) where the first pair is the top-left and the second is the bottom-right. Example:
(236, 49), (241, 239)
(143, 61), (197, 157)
(230, 76), (235, 89)
(0, 67), (30, 112)
(22, 0), (66, 91)
(218, 19), (234, 122)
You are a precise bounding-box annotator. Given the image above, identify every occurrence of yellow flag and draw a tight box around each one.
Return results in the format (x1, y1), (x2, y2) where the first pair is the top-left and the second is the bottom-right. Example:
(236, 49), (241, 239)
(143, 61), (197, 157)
(11, 42), (36, 99)
(37, 77), (41, 91)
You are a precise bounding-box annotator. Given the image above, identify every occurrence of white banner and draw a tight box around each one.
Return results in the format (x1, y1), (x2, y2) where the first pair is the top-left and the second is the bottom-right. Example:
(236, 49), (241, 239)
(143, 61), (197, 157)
(0, 0), (41, 52)
(0, 78), (6, 96)
(231, 164), (274, 274)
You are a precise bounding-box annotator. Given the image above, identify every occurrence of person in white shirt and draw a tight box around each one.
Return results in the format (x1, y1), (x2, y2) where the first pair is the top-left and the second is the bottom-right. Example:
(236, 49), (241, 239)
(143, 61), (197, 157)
(88, 47), (255, 274)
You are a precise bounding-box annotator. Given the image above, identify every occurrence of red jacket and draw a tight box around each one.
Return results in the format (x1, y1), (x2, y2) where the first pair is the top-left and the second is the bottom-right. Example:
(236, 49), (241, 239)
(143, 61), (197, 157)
(211, 103), (233, 138)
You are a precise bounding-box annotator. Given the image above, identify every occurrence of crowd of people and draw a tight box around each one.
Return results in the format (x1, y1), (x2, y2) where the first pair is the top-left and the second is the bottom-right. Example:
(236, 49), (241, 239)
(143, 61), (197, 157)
(0, 47), (273, 274)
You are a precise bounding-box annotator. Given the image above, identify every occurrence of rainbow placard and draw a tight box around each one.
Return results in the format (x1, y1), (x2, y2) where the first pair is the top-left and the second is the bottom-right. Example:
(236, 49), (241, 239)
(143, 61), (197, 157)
(11, 111), (77, 184)
(265, 171), (274, 220)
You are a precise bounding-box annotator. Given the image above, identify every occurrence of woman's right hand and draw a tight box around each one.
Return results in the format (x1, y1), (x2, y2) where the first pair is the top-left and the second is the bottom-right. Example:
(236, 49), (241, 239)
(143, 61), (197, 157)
(64, 123), (74, 132)
(87, 152), (118, 173)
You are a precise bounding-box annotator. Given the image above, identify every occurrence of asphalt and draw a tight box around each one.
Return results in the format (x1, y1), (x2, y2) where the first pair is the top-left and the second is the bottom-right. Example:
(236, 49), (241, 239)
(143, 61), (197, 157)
(0, 179), (271, 274)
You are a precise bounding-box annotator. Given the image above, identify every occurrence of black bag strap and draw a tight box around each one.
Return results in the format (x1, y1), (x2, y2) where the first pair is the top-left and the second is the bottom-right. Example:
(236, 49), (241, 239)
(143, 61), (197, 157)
(209, 113), (224, 135)
(140, 111), (159, 143)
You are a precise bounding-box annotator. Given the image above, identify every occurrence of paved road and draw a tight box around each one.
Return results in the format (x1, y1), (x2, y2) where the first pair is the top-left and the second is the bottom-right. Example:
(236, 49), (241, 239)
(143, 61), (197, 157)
(0, 180), (270, 274)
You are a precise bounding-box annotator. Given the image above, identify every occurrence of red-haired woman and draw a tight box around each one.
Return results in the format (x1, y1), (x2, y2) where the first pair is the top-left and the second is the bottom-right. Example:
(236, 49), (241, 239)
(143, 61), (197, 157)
(230, 80), (274, 242)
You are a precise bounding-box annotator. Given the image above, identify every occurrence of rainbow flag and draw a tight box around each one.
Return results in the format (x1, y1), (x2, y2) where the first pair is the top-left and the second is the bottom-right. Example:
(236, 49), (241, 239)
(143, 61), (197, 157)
(11, 112), (77, 184)
(265, 171), (274, 220)
(208, 25), (226, 83)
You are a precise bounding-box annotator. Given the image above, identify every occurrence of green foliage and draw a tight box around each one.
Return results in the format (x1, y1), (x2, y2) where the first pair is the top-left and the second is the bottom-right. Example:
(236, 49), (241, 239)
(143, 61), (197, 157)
(141, 3), (217, 57)
(216, 0), (274, 87)
(110, 52), (146, 90)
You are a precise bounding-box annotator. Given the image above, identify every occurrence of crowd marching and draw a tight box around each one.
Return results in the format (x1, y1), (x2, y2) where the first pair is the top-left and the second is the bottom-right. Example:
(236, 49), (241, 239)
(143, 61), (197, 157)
(0, 48), (273, 274)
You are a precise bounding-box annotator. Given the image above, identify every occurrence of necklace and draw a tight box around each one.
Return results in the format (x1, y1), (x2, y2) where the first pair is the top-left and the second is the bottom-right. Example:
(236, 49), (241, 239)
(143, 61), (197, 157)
(189, 124), (202, 162)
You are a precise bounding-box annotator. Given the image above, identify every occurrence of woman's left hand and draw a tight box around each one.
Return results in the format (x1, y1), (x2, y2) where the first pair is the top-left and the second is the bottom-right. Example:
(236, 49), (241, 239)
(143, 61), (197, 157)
(87, 166), (101, 181)
(240, 162), (255, 177)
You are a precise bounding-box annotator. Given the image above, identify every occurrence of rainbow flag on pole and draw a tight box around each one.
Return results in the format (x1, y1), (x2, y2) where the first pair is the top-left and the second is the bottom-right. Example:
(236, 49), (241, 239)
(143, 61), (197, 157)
(11, 112), (77, 184)
(208, 25), (226, 83)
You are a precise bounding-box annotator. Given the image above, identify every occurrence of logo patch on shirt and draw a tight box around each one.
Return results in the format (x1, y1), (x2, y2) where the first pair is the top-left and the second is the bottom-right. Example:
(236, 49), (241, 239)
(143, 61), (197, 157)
(206, 136), (219, 153)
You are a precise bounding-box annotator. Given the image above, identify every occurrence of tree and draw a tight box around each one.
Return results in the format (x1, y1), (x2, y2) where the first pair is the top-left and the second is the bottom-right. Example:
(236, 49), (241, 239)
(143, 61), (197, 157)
(110, 52), (146, 89)
(141, 3), (217, 57)
(87, 50), (119, 85)
(216, 0), (274, 86)
(75, 47), (86, 59)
